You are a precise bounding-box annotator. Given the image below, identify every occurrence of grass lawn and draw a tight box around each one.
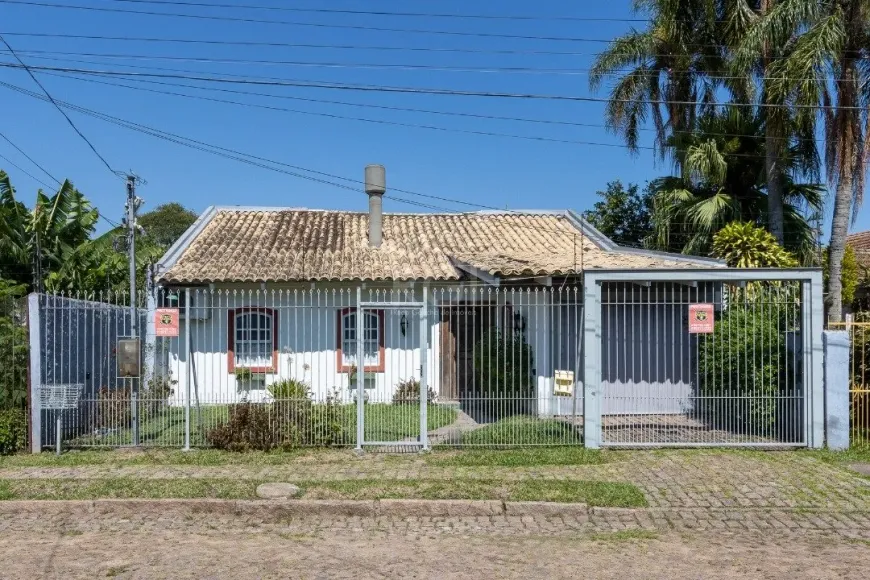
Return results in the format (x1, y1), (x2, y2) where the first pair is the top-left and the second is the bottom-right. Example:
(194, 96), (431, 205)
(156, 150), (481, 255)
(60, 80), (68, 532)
(458, 416), (583, 446)
(0, 477), (647, 506)
(426, 447), (605, 467)
(66, 403), (458, 448)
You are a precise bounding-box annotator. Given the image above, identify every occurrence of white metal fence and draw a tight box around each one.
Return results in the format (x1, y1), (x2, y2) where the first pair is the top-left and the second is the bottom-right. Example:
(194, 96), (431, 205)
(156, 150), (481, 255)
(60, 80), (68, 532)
(23, 269), (826, 451)
(29, 285), (585, 450)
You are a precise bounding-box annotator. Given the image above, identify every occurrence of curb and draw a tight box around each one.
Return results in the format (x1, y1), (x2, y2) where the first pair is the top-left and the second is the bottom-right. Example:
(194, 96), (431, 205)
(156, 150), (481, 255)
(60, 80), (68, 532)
(0, 499), (592, 519)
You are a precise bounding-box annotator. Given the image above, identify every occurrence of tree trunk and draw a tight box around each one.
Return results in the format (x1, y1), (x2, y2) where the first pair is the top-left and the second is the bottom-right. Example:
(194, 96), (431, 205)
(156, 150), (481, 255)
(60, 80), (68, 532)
(828, 167), (853, 323)
(765, 127), (785, 244)
(758, 0), (785, 245)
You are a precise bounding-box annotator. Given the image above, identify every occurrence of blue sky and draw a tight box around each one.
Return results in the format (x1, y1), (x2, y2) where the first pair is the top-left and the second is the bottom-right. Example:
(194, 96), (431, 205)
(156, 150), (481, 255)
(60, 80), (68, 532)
(0, 0), (864, 237)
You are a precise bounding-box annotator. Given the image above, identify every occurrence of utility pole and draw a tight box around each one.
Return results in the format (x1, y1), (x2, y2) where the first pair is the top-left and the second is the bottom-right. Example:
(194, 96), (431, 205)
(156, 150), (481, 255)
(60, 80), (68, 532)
(123, 174), (144, 445)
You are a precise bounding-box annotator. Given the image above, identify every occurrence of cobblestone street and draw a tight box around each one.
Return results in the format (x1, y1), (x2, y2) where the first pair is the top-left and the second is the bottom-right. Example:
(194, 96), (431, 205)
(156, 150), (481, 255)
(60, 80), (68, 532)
(2, 449), (870, 578)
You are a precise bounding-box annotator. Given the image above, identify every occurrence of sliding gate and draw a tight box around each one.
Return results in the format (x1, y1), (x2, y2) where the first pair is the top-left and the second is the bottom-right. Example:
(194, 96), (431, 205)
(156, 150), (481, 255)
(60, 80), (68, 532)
(583, 269), (824, 448)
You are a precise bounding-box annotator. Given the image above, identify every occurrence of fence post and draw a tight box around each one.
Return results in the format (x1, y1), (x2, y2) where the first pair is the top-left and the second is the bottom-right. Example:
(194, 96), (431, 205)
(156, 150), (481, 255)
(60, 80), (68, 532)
(823, 330), (850, 450)
(27, 293), (41, 453)
(183, 287), (191, 451)
(419, 286), (429, 451)
(583, 275), (602, 449)
(355, 286), (364, 452)
(809, 272), (825, 448)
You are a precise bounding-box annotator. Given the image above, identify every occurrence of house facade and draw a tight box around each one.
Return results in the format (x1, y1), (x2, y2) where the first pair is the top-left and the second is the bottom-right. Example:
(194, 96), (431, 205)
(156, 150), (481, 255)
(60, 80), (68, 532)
(151, 190), (722, 419)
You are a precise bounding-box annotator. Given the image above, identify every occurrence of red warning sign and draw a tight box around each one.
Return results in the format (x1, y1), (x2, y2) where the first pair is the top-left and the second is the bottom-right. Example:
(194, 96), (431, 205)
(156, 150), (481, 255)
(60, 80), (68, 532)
(688, 304), (715, 334)
(155, 308), (180, 337)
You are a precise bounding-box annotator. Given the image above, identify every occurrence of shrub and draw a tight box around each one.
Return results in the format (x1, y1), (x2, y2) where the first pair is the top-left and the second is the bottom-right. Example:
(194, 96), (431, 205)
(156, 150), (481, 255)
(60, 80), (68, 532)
(205, 402), (276, 452)
(207, 381), (343, 451)
(699, 304), (790, 433)
(97, 387), (131, 429)
(712, 222), (798, 268)
(0, 408), (27, 455)
(473, 329), (535, 400)
(141, 376), (175, 418)
(392, 378), (435, 405)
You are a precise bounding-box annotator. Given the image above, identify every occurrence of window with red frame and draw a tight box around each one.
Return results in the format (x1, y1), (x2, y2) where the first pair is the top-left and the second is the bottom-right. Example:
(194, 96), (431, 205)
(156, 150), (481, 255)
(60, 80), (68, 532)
(228, 308), (278, 373)
(337, 308), (384, 372)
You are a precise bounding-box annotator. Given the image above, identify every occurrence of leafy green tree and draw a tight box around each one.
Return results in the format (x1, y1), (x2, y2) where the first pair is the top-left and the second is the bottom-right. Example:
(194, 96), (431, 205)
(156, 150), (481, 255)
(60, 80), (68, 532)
(582, 181), (653, 247)
(0, 278), (27, 409)
(712, 221), (798, 267)
(0, 171), (98, 291)
(739, 0), (870, 320)
(823, 244), (860, 309)
(649, 107), (822, 262)
(137, 203), (197, 249)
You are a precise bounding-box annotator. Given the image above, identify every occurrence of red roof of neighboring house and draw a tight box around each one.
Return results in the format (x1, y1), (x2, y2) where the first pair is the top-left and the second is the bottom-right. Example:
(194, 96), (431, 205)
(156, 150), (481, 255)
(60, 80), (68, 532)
(848, 231), (870, 252)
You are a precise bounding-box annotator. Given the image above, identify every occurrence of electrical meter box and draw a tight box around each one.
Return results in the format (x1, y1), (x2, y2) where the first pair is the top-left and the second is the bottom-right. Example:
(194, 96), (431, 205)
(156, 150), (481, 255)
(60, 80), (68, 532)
(117, 338), (141, 378)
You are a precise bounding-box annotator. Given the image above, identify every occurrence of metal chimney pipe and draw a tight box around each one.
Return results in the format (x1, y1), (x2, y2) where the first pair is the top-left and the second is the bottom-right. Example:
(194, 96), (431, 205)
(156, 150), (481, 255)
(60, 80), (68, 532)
(365, 164), (386, 248)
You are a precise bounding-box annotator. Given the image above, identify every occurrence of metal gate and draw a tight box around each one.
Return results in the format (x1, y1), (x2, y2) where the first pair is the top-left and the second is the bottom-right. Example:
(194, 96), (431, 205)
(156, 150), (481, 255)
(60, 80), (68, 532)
(583, 269), (824, 448)
(355, 289), (429, 450)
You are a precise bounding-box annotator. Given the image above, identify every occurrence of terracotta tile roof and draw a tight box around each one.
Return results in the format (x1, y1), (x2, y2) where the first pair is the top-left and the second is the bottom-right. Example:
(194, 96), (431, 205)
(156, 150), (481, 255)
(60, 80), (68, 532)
(848, 231), (870, 251)
(159, 209), (716, 283)
(848, 231), (870, 269)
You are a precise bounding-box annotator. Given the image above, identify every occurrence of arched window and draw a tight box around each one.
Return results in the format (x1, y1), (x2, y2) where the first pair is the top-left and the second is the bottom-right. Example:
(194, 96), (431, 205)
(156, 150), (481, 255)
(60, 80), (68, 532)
(337, 308), (384, 372)
(228, 308), (277, 372)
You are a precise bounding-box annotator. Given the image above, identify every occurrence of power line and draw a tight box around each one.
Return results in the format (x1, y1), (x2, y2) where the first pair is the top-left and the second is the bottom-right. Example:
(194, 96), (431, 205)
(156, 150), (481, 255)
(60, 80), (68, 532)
(2, 47), (845, 83)
(4, 61), (830, 156)
(102, 0), (645, 23)
(0, 1), (635, 44)
(34, 71), (641, 150)
(0, 130), (60, 184)
(0, 150), (56, 189)
(0, 61), (858, 110)
(0, 35), (117, 174)
(4, 52), (826, 145)
(0, 31), (615, 57)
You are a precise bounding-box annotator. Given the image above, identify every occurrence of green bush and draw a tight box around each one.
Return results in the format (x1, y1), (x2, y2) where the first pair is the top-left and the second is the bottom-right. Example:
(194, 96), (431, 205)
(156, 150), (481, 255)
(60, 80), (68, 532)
(0, 408), (27, 455)
(392, 378), (435, 405)
(0, 282), (27, 410)
(207, 381), (343, 451)
(473, 329), (535, 399)
(97, 387), (131, 429)
(205, 402), (276, 452)
(699, 304), (791, 432)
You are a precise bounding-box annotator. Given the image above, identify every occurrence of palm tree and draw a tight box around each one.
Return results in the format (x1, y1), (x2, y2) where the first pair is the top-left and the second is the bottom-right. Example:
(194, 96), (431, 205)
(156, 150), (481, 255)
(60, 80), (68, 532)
(0, 170), (98, 291)
(650, 107), (823, 262)
(726, 0), (796, 244)
(742, 0), (870, 321)
(589, 0), (725, 157)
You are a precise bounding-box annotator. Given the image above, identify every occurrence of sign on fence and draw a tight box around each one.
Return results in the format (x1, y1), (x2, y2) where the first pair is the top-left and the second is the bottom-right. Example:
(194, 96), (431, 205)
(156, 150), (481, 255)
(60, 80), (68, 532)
(155, 308), (180, 337)
(688, 303), (715, 334)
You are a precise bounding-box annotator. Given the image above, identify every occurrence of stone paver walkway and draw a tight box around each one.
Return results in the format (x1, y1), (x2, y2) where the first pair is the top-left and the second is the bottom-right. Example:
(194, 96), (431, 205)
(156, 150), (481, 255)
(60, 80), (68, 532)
(2, 450), (869, 510)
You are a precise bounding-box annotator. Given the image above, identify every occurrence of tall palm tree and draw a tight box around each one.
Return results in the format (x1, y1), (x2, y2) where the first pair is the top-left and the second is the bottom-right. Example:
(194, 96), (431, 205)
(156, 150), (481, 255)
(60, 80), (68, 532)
(650, 107), (823, 262)
(589, 0), (725, 158)
(743, 0), (870, 321)
(726, 0), (796, 244)
(0, 170), (98, 291)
